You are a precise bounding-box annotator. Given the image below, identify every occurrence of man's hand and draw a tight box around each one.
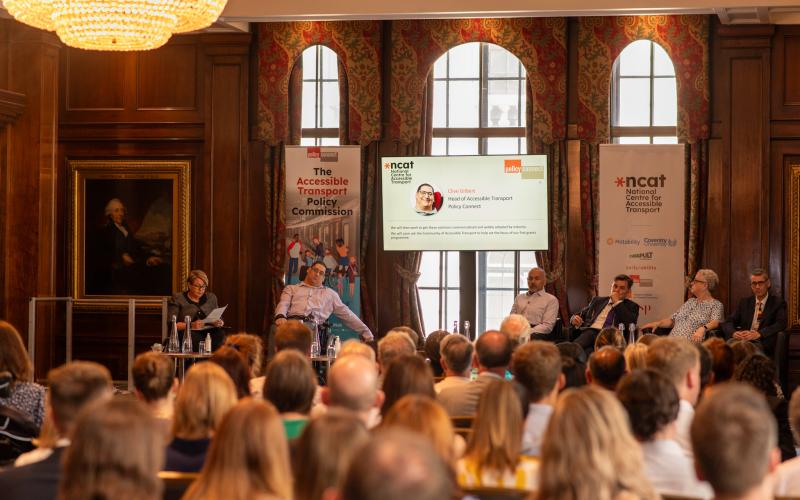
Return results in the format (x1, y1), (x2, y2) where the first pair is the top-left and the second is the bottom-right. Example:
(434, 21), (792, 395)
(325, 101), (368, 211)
(570, 315), (583, 327)
(692, 326), (706, 343)
(742, 330), (761, 341)
(733, 330), (746, 340)
(275, 317), (287, 326)
(360, 332), (374, 343)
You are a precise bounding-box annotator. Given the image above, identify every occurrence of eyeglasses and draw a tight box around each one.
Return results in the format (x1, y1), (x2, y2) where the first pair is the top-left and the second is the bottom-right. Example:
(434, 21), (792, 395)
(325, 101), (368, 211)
(189, 282), (207, 290)
(689, 279), (706, 285)
(417, 191), (434, 198)
(308, 268), (326, 275)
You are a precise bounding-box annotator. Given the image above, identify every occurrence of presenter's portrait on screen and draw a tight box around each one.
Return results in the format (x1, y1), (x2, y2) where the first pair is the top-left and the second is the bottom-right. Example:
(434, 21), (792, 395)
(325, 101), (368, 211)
(414, 183), (441, 216)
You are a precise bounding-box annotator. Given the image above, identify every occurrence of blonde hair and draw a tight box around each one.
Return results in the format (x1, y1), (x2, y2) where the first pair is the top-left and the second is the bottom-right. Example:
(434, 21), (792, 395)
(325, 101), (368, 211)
(172, 362), (237, 439)
(0, 320), (32, 382)
(184, 399), (293, 500)
(224, 334), (265, 377)
(624, 343), (649, 371)
(339, 339), (376, 363)
(59, 399), (163, 500)
(382, 395), (457, 466)
(538, 386), (658, 500)
(464, 379), (523, 475)
(186, 269), (209, 288)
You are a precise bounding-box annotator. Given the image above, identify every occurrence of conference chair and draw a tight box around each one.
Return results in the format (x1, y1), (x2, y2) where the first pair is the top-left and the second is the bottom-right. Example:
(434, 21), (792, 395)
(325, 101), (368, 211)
(775, 329), (791, 394)
(0, 403), (38, 466)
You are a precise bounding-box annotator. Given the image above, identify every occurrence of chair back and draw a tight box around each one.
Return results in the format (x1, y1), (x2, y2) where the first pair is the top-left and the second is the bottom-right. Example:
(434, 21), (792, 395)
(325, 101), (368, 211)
(0, 403), (38, 466)
(159, 471), (199, 500)
(451, 415), (475, 429)
(461, 486), (532, 500)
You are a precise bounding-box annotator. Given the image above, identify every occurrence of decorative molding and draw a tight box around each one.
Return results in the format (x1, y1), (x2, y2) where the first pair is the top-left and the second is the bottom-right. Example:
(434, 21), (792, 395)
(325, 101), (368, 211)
(0, 89), (25, 126)
(790, 164), (800, 328)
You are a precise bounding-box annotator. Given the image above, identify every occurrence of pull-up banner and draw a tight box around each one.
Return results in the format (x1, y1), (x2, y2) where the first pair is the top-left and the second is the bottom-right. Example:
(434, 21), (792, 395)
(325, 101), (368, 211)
(284, 145), (362, 340)
(598, 144), (685, 324)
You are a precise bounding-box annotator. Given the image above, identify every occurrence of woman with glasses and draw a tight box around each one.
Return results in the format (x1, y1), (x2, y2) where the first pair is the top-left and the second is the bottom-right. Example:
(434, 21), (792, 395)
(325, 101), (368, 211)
(642, 268), (724, 343)
(168, 269), (226, 352)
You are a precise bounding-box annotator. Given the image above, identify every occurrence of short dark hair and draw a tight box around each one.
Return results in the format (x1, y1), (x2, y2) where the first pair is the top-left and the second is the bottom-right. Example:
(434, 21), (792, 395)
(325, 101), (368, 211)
(734, 353), (778, 397)
(588, 346), (626, 390)
(210, 347), (252, 399)
(696, 342), (713, 391)
(275, 320), (312, 354)
(475, 330), (513, 369)
(423, 330), (448, 376)
(264, 350), (317, 414)
(703, 337), (734, 383)
(557, 342), (587, 389)
(416, 183), (433, 193)
(614, 274), (634, 288)
(617, 369), (679, 440)
(440, 335), (474, 374)
(751, 268), (770, 280)
(48, 361), (112, 434)
(381, 354), (435, 416)
(511, 341), (562, 401)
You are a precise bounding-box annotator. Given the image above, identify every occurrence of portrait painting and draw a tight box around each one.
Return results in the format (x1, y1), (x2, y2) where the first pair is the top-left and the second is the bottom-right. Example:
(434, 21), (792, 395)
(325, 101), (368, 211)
(70, 160), (190, 308)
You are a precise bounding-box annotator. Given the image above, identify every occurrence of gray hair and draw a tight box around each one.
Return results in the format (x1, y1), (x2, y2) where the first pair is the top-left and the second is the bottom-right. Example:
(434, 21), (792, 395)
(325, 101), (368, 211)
(499, 314), (533, 344)
(697, 269), (719, 291)
(751, 268), (770, 280)
(104, 198), (125, 217)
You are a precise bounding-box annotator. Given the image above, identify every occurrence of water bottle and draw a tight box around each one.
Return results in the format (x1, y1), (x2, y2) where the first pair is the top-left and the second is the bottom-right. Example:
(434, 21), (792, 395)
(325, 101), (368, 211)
(310, 320), (321, 357)
(167, 315), (180, 353)
(334, 335), (341, 356)
(628, 323), (637, 345)
(452, 320), (459, 334)
(204, 332), (212, 354)
(618, 323), (626, 345)
(182, 315), (193, 353)
(463, 320), (471, 340)
(326, 335), (337, 359)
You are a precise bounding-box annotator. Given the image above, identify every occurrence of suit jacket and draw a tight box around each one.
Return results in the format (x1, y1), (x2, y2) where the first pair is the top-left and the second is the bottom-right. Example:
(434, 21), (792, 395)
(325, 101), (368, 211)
(0, 446), (64, 500)
(437, 372), (504, 417)
(575, 296), (640, 329)
(722, 294), (787, 340)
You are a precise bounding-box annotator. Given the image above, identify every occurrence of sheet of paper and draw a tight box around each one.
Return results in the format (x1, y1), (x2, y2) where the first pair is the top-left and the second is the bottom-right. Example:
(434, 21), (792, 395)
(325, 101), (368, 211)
(192, 305), (227, 330)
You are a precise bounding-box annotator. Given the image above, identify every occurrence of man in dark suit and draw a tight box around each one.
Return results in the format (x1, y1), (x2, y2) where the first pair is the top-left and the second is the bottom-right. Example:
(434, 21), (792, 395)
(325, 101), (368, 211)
(721, 268), (787, 356)
(570, 274), (640, 355)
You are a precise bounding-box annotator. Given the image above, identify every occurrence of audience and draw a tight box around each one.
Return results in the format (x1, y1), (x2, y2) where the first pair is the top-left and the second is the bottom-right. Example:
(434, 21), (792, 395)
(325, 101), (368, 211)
(500, 313), (533, 345)
(0, 361), (112, 499)
(423, 330), (448, 377)
(616, 369), (713, 498)
(381, 353), (435, 416)
(457, 379), (539, 490)
(774, 387), (800, 495)
(377, 331), (416, 376)
(210, 346), (252, 399)
(293, 409), (370, 500)
(510, 341), (562, 456)
(338, 429), (456, 500)
(623, 341), (648, 371)
(322, 352), (383, 428)
(184, 399), (292, 500)
(691, 383), (780, 500)
(594, 326), (626, 351)
(645, 337), (701, 458)
(638, 333), (660, 345)
(696, 342), (714, 396)
(586, 346), (626, 390)
(538, 386), (658, 500)
(703, 337), (735, 385)
(438, 330), (512, 416)
(730, 338), (759, 366)
(59, 398), (164, 500)
(388, 325), (423, 350)
(132, 351), (176, 436)
(557, 342), (587, 389)
(264, 349), (318, 439)
(434, 334), (473, 393)
(0, 320), (45, 429)
(339, 338), (377, 362)
(165, 362), (237, 472)
(734, 353), (796, 461)
(275, 319), (312, 354)
(223, 333), (265, 397)
(382, 394), (461, 466)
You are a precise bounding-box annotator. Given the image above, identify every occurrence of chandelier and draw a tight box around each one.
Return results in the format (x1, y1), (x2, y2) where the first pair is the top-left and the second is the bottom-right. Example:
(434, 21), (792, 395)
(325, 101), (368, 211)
(3, 0), (228, 51)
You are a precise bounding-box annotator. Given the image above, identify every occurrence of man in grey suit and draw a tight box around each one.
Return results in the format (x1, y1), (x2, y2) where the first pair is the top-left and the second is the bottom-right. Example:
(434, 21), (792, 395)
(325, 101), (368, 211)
(437, 330), (513, 416)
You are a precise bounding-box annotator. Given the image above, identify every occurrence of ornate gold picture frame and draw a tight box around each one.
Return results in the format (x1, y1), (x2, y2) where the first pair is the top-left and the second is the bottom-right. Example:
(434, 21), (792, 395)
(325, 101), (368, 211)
(790, 164), (800, 328)
(70, 160), (190, 309)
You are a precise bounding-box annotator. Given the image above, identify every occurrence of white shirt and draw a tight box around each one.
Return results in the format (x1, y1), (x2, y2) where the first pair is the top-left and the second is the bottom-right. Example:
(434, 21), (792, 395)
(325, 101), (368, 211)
(510, 290), (559, 335)
(275, 281), (373, 340)
(674, 399), (695, 459)
(521, 403), (553, 456)
(434, 375), (470, 394)
(775, 455), (800, 496)
(752, 293), (768, 330)
(641, 439), (713, 498)
(589, 300), (622, 330)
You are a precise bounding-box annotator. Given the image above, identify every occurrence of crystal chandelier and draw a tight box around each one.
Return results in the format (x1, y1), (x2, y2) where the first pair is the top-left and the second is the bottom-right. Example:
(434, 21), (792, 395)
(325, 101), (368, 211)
(3, 0), (229, 51)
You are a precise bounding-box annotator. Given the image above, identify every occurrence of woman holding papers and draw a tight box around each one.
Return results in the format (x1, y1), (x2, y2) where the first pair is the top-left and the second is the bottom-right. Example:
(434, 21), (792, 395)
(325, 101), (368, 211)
(168, 269), (226, 351)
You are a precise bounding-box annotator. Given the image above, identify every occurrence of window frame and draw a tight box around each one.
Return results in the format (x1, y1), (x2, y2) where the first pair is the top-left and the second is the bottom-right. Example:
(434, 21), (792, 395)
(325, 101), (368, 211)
(300, 44), (341, 146)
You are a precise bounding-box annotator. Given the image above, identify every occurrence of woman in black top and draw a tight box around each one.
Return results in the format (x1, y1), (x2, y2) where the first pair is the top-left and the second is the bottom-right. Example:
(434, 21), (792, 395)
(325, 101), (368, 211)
(167, 270), (225, 352)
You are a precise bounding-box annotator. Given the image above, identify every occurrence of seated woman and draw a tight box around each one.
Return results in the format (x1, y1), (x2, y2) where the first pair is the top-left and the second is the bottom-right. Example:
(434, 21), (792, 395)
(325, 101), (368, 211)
(456, 379), (538, 491)
(0, 320), (45, 429)
(183, 399), (292, 500)
(538, 386), (658, 500)
(167, 269), (225, 352)
(595, 326), (626, 351)
(209, 347), (252, 399)
(642, 268), (724, 343)
(380, 354), (436, 417)
(164, 362), (237, 472)
(223, 334), (265, 397)
(132, 351), (177, 437)
(264, 350), (317, 439)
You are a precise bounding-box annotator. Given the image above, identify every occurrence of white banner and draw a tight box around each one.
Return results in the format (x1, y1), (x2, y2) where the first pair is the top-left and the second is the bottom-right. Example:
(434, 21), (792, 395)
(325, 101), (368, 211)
(598, 145), (685, 324)
(284, 145), (362, 340)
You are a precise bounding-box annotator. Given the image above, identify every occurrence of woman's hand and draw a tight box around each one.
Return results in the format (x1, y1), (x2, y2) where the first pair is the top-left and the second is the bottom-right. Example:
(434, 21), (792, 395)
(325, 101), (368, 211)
(191, 320), (204, 330)
(692, 326), (706, 343)
(213, 319), (224, 327)
(641, 321), (657, 331)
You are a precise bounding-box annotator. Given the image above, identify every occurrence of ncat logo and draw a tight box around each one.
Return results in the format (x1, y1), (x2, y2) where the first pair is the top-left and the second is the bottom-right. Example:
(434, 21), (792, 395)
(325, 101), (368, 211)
(615, 175), (667, 188)
(383, 160), (415, 169)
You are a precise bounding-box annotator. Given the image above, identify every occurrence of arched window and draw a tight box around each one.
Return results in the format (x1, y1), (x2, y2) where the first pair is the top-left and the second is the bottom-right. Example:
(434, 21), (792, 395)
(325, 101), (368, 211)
(611, 40), (677, 144)
(418, 42), (537, 334)
(300, 45), (340, 146)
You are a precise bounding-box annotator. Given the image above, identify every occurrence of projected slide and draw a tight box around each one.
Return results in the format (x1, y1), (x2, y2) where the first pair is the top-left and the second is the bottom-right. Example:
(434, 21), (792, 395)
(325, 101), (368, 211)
(381, 155), (549, 251)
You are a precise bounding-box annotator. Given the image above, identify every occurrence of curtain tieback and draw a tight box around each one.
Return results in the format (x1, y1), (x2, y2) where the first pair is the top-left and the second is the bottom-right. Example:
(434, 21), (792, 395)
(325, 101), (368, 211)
(394, 263), (421, 285)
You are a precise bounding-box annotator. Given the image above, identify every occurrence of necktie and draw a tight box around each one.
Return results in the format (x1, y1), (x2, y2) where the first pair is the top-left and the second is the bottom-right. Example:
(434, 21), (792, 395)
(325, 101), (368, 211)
(752, 301), (763, 331)
(602, 305), (616, 328)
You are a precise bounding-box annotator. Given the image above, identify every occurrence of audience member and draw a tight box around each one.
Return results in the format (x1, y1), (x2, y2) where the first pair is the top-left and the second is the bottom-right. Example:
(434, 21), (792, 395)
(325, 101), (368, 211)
(594, 326), (626, 351)
(210, 346), (252, 399)
(438, 330), (512, 416)
(339, 338), (376, 362)
(623, 342), (648, 371)
(457, 379), (539, 490)
(388, 325), (422, 349)
(646, 337), (701, 458)
(586, 346), (626, 391)
(275, 319), (312, 354)
(223, 333), (265, 397)
(730, 338), (759, 366)
(322, 353), (383, 428)
(423, 330), (448, 377)
(59, 398), (163, 500)
(0, 320), (45, 428)
(377, 331), (416, 376)
(165, 362), (237, 472)
(435, 334), (473, 394)
(511, 341), (563, 456)
(293, 409), (370, 500)
(0, 361), (112, 499)
(616, 369), (713, 498)
(696, 342), (713, 397)
(638, 333), (660, 345)
(704, 337), (735, 385)
(184, 399), (292, 500)
(691, 383), (780, 500)
(774, 387), (800, 495)
(132, 352), (176, 436)
(734, 354), (796, 461)
(500, 313), (533, 345)
(538, 386), (657, 500)
(338, 429), (456, 500)
(264, 349), (317, 439)
(557, 342), (587, 389)
(381, 354), (435, 416)
(383, 394), (462, 466)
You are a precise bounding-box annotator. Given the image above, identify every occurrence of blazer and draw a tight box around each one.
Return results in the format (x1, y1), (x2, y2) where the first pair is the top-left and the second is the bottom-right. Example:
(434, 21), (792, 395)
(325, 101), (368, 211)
(0, 446), (64, 500)
(722, 294), (787, 340)
(574, 296), (640, 329)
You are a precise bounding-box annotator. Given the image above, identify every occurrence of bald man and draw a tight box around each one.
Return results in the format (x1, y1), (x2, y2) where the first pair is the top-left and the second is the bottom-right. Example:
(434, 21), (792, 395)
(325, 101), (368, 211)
(510, 267), (559, 340)
(322, 353), (384, 428)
